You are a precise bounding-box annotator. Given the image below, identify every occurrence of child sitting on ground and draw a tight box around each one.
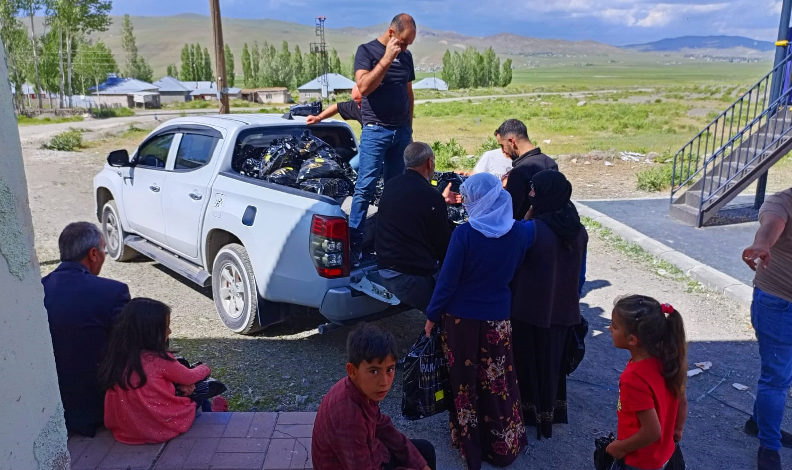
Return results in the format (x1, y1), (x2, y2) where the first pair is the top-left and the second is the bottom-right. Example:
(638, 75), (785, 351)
(98, 298), (212, 444)
(312, 324), (436, 470)
(606, 295), (688, 470)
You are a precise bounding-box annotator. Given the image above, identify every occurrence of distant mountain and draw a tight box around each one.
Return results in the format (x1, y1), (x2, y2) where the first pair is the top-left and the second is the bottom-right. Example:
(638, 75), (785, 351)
(28, 14), (635, 75)
(623, 36), (775, 56)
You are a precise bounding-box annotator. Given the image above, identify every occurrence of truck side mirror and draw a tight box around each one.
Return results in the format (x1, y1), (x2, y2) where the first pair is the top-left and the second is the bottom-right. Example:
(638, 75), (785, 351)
(108, 149), (131, 167)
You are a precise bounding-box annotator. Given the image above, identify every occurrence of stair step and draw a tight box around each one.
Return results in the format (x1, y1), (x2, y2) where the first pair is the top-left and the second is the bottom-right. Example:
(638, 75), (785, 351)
(669, 203), (700, 226)
(125, 236), (212, 287)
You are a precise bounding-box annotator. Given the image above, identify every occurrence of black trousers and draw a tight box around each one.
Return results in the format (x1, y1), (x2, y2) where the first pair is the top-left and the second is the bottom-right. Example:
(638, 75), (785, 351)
(384, 439), (436, 470)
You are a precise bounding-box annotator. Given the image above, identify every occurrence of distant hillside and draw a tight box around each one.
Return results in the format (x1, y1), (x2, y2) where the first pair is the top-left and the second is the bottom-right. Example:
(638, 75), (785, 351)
(29, 14), (636, 76)
(623, 35), (775, 57)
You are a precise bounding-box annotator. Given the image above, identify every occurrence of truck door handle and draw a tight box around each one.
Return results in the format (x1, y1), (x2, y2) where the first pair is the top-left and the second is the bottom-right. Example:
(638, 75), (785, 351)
(189, 192), (203, 201)
(149, 184), (160, 192)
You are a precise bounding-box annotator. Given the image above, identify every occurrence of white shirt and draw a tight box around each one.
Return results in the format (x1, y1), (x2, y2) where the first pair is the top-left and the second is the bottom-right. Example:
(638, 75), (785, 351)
(473, 149), (513, 179)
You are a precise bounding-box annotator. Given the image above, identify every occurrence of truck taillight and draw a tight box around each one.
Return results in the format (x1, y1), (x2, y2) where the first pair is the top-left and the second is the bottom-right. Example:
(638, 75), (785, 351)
(310, 215), (349, 278)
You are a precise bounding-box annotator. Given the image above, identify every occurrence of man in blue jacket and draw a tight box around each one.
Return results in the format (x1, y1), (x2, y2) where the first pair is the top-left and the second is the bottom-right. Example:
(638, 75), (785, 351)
(42, 222), (130, 436)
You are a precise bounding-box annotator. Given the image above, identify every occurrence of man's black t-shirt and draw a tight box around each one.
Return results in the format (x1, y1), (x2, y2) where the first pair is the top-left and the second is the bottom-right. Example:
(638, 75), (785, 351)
(336, 100), (362, 124)
(505, 148), (558, 219)
(354, 39), (415, 127)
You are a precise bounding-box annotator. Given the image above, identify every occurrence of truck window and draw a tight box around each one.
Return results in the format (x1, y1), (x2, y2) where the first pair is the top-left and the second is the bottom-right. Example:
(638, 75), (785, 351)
(233, 125), (357, 171)
(136, 134), (174, 169)
(175, 134), (219, 170)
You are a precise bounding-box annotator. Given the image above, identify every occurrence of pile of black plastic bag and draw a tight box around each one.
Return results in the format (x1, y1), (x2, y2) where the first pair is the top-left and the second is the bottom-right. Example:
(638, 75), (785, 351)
(236, 131), (468, 226)
(238, 131), (357, 199)
(431, 171), (469, 226)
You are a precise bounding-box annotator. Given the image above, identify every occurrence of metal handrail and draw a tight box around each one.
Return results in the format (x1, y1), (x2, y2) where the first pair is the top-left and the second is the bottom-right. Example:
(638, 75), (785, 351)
(670, 53), (792, 198)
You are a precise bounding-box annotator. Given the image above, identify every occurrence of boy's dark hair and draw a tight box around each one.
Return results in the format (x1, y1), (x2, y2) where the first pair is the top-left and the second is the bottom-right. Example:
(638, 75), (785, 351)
(613, 295), (687, 397)
(347, 323), (399, 367)
(494, 119), (529, 140)
(97, 298), (174, 391)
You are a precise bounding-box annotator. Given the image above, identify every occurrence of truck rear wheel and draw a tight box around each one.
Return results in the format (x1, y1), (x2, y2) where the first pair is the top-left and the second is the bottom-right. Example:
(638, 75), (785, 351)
(211, 243), (263, 335)
(102, 200), (138, 262)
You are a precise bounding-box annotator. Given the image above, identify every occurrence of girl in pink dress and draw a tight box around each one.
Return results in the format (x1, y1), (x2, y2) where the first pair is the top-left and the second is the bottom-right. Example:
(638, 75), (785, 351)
(98, 298), (211, 444)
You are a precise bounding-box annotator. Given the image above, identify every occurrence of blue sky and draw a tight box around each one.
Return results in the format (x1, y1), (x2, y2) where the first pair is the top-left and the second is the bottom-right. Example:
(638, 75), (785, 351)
(111, 0), (784, 45)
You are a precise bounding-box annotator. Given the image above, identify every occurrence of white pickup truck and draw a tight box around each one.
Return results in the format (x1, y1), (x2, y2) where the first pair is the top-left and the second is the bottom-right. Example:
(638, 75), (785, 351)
(93, 114), (402, 334)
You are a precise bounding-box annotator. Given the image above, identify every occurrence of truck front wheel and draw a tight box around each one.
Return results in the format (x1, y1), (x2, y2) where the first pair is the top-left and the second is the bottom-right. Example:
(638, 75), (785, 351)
(102, 200), (138, 262)
(211, 243), (263, 335)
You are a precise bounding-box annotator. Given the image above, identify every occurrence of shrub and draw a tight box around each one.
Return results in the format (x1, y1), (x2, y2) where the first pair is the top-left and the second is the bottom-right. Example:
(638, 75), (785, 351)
(42, 128), (84, 151)
(636, 164), (673, 192)
(476, 136), (500, 155)
(431, 138), (469, 171)
(91, 107), (135, 118)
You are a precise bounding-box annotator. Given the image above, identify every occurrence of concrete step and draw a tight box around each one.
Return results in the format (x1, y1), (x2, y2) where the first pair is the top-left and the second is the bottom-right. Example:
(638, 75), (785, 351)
(669, 202), (700, 226)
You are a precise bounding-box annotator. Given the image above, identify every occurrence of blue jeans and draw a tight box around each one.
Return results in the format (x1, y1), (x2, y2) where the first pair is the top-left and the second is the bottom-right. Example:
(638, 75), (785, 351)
(751, 287), (792, 451)
(349, 124), (412, 253)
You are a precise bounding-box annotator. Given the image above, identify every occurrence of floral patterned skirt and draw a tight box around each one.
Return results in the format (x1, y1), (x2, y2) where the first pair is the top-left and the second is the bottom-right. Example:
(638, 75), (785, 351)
(441, 314), (527, 470)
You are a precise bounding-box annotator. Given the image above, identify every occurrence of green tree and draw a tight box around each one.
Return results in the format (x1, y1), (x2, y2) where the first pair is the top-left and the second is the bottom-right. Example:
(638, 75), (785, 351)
(18, 0), (46, 108)
(441, 50), (454, 88)
(499, 59), (512, 87)
(342, 53), (355, 80)
(251, 41), (260, 86)
(0, 0), (32, 109)
(305, 51), (319, 82)
(274, 41), (291, 87)
(166, 63), (177, 77)
(291, 45), (304, 89)
(329, 48), (341, 74)
(120, 14), (152, 82)
(224, 43), (234, 87)
(453, 51), (469, 88)
(192, 44), (203, 81)
(483, 47), (500, 87)
(51, 0), (112, 107)
(241, 43), (251, 87)
(203, 47), (212, 82)
(75, 39), (117, 95)
(179, 44), (191, 80)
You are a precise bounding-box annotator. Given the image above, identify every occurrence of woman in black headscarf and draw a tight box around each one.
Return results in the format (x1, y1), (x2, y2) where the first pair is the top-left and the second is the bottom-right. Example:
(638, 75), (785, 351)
(511, 169), (588, 440)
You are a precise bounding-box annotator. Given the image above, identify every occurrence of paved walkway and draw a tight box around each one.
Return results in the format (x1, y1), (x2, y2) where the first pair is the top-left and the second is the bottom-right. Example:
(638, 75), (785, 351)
(68, 412), (315, 470)
(580, 196), (758, 285)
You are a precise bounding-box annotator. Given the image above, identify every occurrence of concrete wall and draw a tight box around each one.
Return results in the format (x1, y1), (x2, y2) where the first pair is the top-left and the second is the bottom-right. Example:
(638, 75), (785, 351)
(256, 91), (290, 104)
(94, 94), (132, 108)
(0, 42), (70, 470)
(160, 92), (190, 104)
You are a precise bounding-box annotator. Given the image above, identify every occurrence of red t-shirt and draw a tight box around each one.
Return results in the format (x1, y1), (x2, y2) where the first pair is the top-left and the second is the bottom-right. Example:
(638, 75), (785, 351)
(617, 357), (679, 469)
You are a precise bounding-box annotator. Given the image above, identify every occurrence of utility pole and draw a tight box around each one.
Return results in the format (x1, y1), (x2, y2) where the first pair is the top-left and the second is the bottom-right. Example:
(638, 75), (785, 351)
(756, 0), (792, 209)
(209, 0), (230, 114)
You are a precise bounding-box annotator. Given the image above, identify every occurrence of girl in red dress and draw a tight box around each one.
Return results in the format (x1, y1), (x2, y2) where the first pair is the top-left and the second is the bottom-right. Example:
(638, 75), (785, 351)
(98, 298), (211, 444)
(606, 295), (688, 470)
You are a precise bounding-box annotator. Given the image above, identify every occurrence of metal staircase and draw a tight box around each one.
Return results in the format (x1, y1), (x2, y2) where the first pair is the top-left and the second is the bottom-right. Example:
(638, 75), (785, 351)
(669, 53), (792, 226)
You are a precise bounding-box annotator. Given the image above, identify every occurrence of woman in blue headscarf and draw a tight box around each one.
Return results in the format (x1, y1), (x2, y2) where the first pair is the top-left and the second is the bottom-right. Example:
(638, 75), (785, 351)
(424, 172), (535, 470)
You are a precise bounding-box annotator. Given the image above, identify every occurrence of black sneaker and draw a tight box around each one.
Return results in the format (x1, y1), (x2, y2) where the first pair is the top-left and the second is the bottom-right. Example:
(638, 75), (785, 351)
(757, 447), (782, 470)
(744, 418), (792, 449)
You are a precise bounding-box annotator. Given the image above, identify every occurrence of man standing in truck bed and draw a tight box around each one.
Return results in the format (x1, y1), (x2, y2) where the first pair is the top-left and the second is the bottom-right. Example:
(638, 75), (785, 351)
(348, 13), (417, 263)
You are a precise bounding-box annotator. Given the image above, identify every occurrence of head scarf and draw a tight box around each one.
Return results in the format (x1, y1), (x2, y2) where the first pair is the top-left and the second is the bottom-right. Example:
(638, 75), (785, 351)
(531, 170), (583, 242)
(460, 173), (515, 238)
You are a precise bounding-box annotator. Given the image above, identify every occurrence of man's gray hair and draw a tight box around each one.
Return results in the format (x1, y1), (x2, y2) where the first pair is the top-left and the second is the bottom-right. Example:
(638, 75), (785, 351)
(403, 142), (434, 168)
(59, 222), (103, 262)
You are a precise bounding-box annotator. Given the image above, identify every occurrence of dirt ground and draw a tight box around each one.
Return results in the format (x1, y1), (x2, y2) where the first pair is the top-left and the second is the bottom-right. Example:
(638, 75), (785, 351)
(19, 120), (792, 469)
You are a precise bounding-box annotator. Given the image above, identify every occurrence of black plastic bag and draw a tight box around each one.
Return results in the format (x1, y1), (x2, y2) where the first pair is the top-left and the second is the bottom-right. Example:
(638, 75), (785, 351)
(666, 443), (686, 470)
(265, 167), (299, 186)
(290, 101), (322, 117)
(173, 357), (227, 403)
(298, 157), (346, 181)
(432, 171), (466, 194)
(593, 433), (615, 470)
(402, 327), (450, 420)
(299, 130), (334, 156)
(299, 177), (355, 198)
(566, 316), (589, 375)
(446, 205), (468, 225)
(261, 137), (303, 175)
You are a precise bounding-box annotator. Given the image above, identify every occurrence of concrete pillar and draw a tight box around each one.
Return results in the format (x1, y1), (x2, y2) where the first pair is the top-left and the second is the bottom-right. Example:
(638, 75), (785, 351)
(0, 41), (70, 469)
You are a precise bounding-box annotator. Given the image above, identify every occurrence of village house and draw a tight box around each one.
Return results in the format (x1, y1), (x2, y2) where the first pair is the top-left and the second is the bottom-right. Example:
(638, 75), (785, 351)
(240, 87), (292, 104)
(297, 73), (356, 102)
